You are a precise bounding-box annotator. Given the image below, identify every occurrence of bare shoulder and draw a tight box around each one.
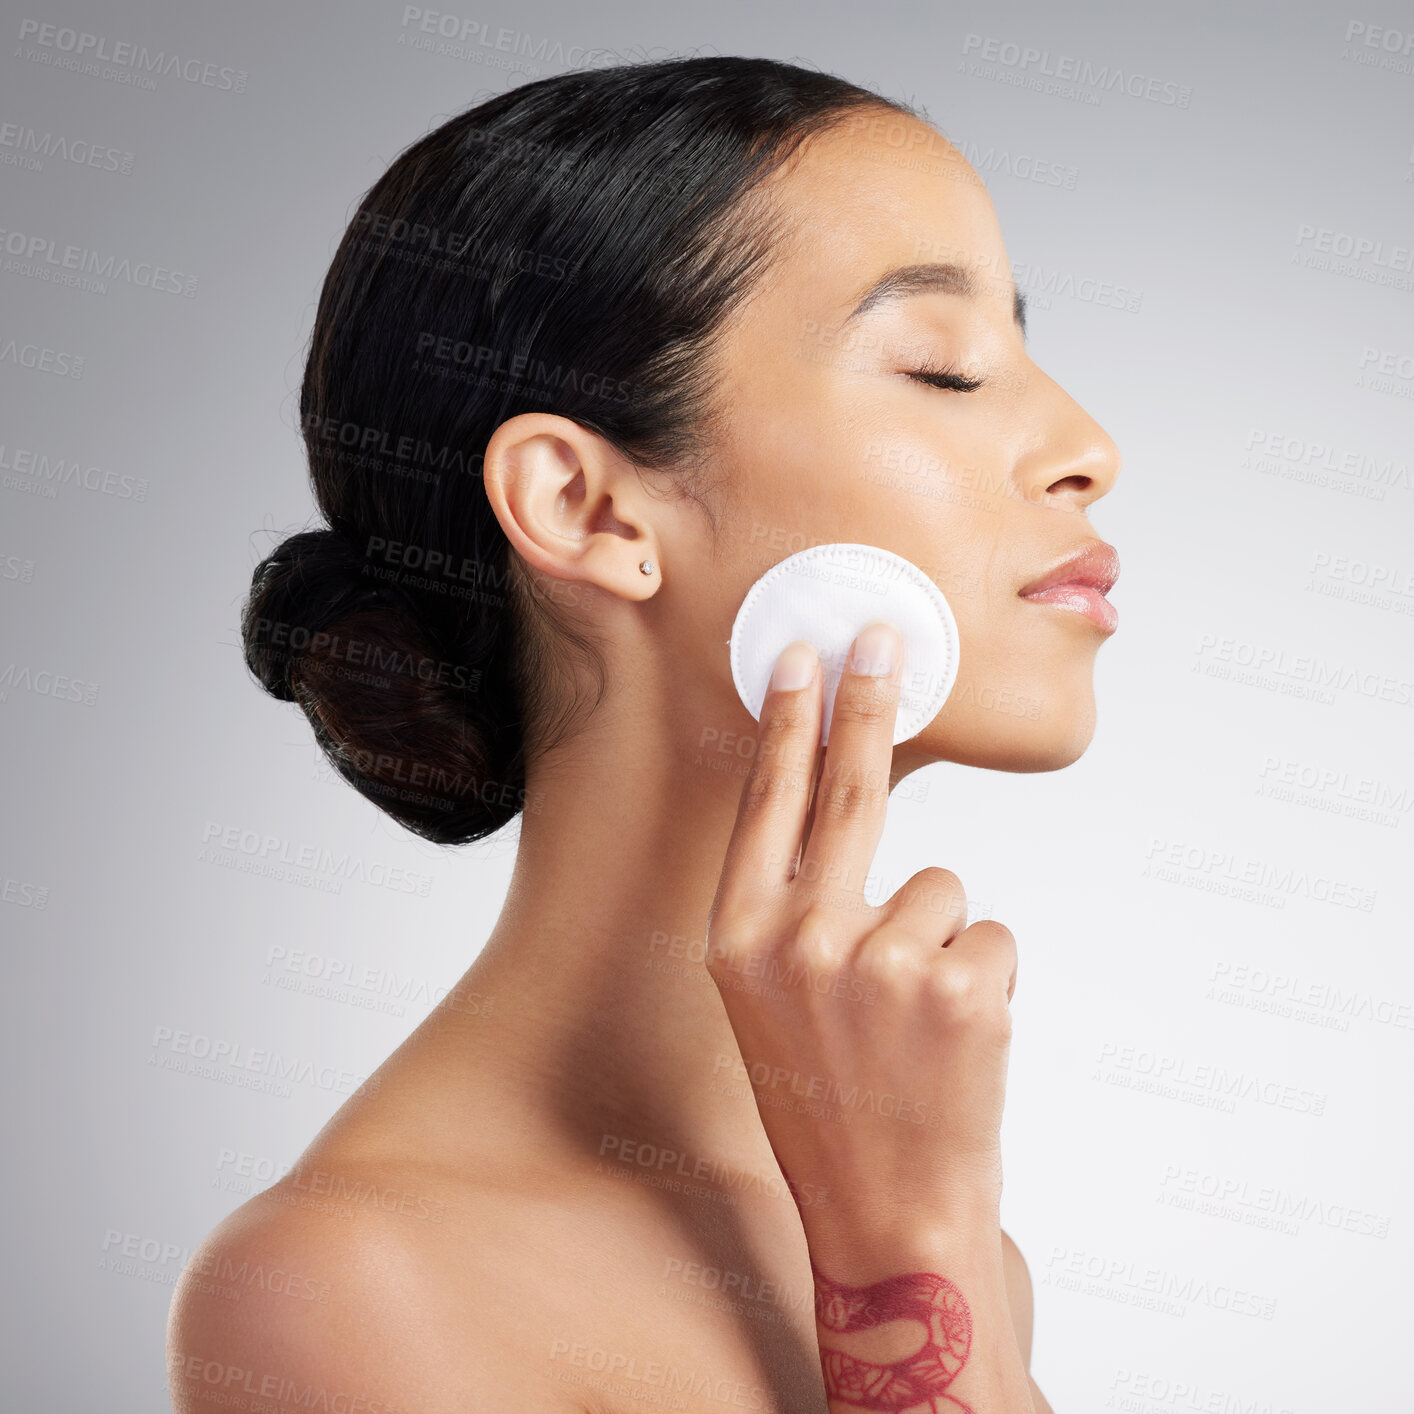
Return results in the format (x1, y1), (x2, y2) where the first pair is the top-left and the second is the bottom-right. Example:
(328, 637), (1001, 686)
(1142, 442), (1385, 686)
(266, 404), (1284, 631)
(999, 1228), (1055, 1413)
(166, 1161), (591, 1414)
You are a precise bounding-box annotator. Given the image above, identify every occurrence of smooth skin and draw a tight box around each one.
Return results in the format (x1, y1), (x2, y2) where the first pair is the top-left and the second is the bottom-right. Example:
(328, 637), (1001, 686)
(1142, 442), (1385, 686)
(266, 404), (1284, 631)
(170, 105), (1119, 1413)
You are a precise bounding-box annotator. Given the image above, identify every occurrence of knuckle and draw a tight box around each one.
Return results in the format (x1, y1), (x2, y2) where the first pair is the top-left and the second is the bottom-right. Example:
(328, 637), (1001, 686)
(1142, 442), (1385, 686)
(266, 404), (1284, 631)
(857, 930), (922, 984)
(704, 905), (768, 972)
(742, 768), (795, 819)
(704, 932), (748, 975)
(929, 962), (982, 1010)
(831, 676), (895, 728)
(929, 963), (1012, 1036)
(743, 751), (812, 815)
(760, 688), (818, 744)
(815, 771), (887, 822)
(783, 906), (851, 974)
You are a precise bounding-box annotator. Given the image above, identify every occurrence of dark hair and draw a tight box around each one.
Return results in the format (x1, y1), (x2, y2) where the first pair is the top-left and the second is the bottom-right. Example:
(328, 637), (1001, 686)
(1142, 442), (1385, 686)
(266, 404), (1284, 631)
(242, 55), (919, 845)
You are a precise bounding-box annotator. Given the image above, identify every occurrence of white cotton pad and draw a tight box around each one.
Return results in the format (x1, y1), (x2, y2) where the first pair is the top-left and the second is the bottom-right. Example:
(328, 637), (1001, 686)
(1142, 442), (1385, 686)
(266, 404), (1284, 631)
(728, 542), (961, 746)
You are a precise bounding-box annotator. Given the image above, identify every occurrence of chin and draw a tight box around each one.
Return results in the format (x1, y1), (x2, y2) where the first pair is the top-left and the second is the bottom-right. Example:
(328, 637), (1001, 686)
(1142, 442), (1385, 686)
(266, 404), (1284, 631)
(896, 692), (1098, 778)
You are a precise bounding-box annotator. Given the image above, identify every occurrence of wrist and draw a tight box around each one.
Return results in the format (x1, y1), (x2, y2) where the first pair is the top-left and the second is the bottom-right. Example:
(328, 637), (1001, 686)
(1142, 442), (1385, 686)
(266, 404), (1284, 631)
(800, 1194), (1004, 1280)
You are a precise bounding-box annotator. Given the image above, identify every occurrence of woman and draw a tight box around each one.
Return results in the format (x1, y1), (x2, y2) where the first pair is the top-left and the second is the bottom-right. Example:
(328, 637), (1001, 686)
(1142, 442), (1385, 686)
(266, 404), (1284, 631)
(168, 55), (1119, 1414)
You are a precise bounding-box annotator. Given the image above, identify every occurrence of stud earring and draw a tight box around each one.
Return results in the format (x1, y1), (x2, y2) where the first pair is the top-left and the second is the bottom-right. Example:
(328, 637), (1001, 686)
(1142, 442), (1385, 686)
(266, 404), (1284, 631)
(639, 559), (656, 575)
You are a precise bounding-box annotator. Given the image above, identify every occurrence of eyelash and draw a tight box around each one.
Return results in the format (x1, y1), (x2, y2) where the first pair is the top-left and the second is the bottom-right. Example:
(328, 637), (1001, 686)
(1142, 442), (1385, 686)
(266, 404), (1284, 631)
(906, 362), (985, 393)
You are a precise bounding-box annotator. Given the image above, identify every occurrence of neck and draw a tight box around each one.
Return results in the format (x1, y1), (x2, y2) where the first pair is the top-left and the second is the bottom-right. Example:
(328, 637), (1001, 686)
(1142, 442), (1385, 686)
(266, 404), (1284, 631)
(456, 674), (783, 1174)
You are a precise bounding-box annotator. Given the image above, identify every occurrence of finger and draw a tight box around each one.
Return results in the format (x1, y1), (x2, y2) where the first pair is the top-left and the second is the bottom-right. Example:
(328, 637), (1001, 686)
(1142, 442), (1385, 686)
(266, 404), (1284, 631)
(796, 620), (902, 903)
(940, 919), (1018, 1004)
(881, 866), (969, 943)
(714, 640), (823, 915)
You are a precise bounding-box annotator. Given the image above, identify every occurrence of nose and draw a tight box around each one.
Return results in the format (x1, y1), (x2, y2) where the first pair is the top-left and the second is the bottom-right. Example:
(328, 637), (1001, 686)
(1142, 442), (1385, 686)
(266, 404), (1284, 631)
(1013, 371), (1122, 513)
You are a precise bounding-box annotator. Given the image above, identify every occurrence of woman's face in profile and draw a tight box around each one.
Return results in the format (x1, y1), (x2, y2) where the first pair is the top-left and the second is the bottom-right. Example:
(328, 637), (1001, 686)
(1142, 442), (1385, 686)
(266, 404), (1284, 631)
(688, 108), (1123, 776)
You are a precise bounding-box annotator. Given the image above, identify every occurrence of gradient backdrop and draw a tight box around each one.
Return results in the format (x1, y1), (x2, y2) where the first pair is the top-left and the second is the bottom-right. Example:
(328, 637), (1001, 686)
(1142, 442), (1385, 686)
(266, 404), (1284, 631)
(2, 1), (1411, 1409)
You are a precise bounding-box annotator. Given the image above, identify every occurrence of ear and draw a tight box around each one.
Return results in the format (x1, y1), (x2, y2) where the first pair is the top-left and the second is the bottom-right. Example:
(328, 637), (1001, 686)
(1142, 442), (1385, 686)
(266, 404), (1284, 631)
(482, 412), (661, 602)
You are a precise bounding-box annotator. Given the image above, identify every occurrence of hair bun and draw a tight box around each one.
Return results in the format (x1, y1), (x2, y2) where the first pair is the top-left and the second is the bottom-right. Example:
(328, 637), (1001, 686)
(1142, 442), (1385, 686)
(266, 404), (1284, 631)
(241, 527), (524, 845)
(242, 528), (384, 703)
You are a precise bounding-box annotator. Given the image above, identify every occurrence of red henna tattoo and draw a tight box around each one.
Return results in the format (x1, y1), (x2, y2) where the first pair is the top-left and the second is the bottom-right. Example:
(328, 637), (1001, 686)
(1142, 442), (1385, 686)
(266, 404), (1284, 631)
(811, 1259), (974, 1413)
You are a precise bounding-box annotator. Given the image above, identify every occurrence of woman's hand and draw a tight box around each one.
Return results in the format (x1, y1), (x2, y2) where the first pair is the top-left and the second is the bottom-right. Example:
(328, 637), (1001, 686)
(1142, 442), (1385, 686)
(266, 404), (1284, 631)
(705, 621), (1018, 1255)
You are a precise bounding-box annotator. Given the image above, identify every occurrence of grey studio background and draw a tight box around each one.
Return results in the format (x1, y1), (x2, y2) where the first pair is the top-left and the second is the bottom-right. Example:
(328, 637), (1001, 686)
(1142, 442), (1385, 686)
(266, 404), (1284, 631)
(2, 1), (1411, 1409)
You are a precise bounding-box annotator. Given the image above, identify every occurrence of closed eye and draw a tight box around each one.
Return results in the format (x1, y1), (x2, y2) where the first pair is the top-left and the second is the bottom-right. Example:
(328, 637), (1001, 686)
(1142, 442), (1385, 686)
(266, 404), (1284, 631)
(906, 362), (985, 392)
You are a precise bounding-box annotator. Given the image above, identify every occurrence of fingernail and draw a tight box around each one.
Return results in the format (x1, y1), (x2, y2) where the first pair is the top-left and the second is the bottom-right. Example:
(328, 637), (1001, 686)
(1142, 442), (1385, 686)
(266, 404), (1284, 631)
(850, 621), (901, 677)
(770, 640), (818, 692)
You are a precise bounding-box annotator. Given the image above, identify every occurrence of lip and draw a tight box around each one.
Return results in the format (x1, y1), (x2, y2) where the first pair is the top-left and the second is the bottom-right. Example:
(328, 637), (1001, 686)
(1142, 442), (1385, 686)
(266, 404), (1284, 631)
(1018, 539), (1121, 633)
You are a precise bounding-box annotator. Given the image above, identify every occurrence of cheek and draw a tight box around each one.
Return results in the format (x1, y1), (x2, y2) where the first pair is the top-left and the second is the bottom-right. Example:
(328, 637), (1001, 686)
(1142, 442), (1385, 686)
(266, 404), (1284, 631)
(944, 588), (1095, 727)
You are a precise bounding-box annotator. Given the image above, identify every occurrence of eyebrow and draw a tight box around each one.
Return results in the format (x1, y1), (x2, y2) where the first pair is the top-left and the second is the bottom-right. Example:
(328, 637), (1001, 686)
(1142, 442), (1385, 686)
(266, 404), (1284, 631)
(841, 261), (1028, 337)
